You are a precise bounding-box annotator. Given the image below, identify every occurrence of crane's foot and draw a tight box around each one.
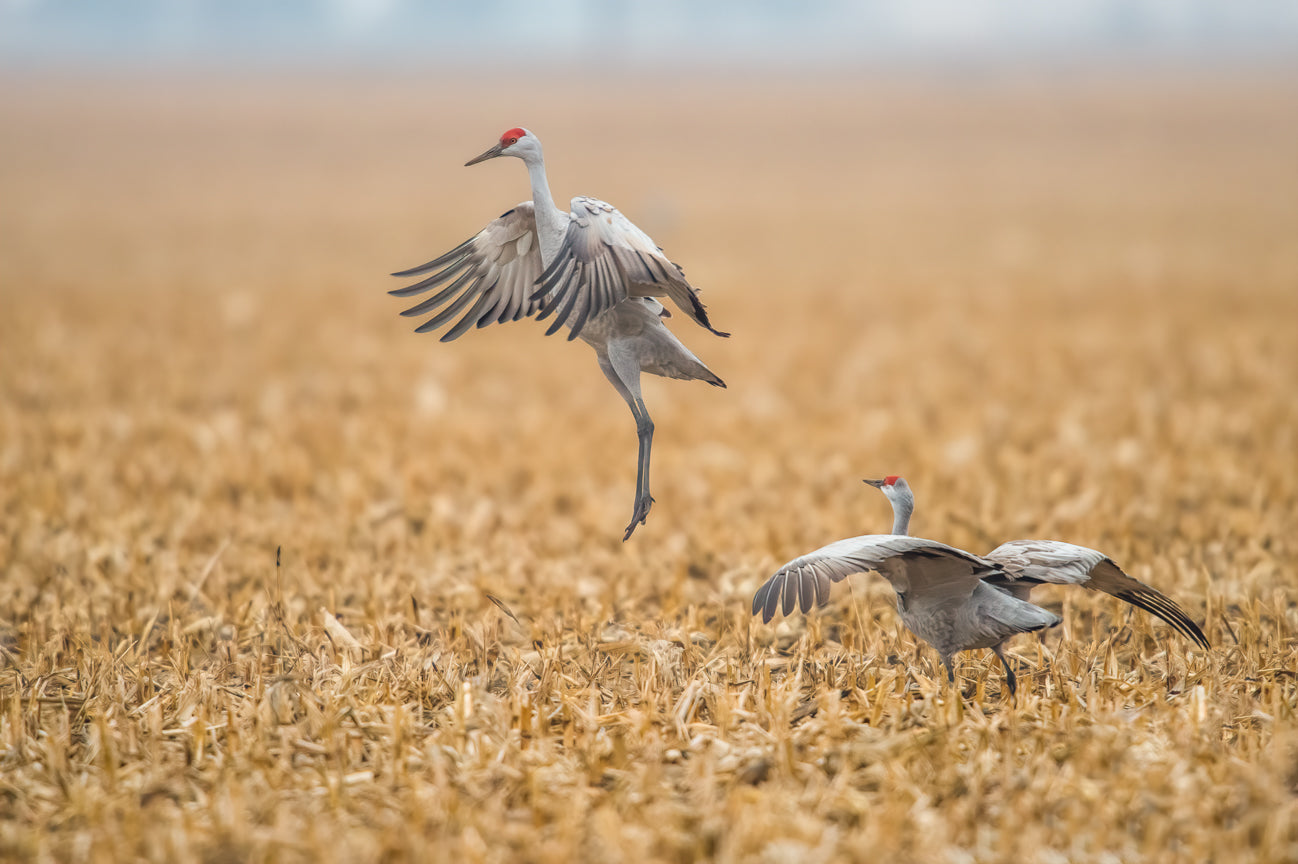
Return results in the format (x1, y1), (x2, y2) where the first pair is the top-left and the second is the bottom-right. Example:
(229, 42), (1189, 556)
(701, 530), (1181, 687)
(622, 494), (655, 542)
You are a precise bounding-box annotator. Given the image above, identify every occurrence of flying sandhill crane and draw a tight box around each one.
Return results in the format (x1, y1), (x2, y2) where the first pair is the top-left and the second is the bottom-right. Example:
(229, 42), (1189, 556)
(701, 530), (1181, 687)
(390, 128), (727, 540)
(752, 520), (1061, 697)
(865, 476), (1209, 649)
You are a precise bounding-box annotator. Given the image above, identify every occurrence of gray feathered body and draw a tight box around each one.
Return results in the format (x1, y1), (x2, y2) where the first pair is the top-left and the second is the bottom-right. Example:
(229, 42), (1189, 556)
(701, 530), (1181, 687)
(904, 581), (1060, 662)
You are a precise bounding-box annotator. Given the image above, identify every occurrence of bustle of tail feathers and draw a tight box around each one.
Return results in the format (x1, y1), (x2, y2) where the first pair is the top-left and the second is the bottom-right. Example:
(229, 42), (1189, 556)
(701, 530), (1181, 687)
(1024, 610), (1062, 633)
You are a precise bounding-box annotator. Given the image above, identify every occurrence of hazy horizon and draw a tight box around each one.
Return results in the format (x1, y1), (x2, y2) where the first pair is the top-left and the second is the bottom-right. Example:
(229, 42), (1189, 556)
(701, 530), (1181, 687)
(4, 0), (1298, 71)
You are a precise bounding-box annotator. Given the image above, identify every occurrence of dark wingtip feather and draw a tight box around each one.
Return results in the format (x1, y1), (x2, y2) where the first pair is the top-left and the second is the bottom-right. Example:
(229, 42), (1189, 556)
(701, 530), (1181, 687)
(780, 573), (797, 618)
(798, 571), (816, 616)
(1117, 589), (1210, 649)
(390, 240), (472, 278)
(1089, 558), (1211, 650)
(390, 262), (434, 279)
(534, 279), (564, 323)
(564, 297), (591, 341)
(758, 575), (782, 624)
(543, 274), (583, 338)
(389, 281), (439, 298)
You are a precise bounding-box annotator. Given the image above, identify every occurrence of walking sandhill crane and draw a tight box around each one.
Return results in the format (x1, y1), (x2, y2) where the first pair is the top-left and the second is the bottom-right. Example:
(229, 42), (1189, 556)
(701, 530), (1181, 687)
(390, 128), (727, 540)
(751, 513), (1061, 697)
(865, 475), (1209, 649)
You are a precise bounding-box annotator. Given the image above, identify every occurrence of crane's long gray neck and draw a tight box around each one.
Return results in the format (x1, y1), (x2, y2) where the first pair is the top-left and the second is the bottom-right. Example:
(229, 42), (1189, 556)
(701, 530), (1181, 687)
(890, 495), (913, 536)
(521, 152), (567, 264)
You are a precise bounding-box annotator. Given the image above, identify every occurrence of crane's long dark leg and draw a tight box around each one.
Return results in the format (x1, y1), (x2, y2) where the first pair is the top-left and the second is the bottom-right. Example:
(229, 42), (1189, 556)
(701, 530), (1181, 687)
(992, 644), (1018, 698)
(595, 355), (654, 541)
(625, 395), (655, 541)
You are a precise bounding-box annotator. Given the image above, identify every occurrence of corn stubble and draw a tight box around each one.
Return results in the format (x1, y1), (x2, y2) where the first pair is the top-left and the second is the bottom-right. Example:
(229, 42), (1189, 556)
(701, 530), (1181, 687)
(1, 72), (1296, 863)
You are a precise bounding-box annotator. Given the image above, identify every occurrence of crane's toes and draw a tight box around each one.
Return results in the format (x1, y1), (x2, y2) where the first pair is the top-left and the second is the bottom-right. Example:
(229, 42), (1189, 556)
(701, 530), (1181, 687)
(622, 495), (655, 542)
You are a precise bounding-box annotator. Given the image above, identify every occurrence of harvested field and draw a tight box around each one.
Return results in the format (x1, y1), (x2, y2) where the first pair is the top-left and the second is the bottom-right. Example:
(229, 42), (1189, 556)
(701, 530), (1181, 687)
(1, 68), (1296, 862)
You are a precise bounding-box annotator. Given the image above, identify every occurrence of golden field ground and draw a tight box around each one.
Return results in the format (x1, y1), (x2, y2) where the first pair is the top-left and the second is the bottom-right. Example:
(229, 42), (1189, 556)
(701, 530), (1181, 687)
(1, 68), (1296, 862)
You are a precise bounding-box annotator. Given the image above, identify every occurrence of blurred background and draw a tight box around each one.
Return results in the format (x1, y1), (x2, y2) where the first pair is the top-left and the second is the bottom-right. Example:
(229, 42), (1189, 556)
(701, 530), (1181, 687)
(2, 0), (1296, 558)
(2, 0), (1295, 548)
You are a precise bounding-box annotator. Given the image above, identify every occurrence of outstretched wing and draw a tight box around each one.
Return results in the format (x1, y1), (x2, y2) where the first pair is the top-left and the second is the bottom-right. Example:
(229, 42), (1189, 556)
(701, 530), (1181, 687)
(751, 534), (1001, 624)
(390, 203), (547, 342)
(532, 197), (727, 341)
(984, 539), (1209, 648)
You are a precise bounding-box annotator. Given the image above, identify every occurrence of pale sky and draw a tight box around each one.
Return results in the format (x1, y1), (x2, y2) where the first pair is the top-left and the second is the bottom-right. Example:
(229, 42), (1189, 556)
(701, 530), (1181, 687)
(2, 0), (1297, 66)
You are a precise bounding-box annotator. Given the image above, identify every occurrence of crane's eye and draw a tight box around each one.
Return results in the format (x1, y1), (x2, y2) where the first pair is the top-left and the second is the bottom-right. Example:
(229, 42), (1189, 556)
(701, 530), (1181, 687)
(507, 137), (518, 145)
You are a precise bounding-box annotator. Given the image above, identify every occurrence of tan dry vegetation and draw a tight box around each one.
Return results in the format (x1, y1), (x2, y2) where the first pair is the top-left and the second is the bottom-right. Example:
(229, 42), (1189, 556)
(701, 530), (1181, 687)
(1, 68), (1296, 863)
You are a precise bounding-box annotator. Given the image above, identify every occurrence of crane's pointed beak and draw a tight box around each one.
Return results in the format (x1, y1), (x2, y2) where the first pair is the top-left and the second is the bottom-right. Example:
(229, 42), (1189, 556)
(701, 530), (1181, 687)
(862, 478), (885, 488)
(465, 144), (503, 166)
